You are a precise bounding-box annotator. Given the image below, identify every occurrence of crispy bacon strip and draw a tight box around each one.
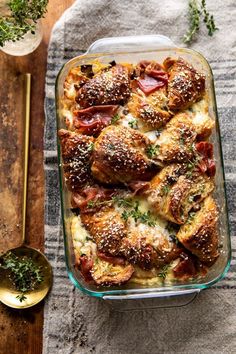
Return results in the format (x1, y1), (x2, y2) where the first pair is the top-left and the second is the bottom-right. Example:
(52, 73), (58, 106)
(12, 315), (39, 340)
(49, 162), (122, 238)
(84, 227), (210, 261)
(196, 142), (216, 177)
(78, 255), (94, 282)
(137, 74), (168, 94)
(71, 185), (116, 210)
(73, 105), (119, 136)
(97, 252), (126, 266)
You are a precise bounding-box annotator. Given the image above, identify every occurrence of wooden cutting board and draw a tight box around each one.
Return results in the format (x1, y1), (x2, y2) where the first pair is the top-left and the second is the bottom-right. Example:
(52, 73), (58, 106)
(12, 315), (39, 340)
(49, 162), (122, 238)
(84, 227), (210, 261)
(0, 2), (74, 354)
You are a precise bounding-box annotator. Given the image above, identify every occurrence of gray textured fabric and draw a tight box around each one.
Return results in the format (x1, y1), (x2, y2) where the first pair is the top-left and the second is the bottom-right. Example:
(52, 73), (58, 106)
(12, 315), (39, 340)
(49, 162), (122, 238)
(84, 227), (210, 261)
(43, 1), (236, 353)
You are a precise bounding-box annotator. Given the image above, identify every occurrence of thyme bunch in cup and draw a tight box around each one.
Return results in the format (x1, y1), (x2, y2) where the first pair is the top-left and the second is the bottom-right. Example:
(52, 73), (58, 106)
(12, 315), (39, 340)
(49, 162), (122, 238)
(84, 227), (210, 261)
(0, 0), (48, 47)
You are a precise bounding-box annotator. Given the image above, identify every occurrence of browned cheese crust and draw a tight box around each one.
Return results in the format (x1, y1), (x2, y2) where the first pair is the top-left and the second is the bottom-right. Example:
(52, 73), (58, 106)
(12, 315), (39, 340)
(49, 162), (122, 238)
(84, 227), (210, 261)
(76, 64), (131, 108)
(58, 129), (94, 191)
(177, 196), (219, 264)
(91, 125), (158, 184)
(163, 57), (205, 111)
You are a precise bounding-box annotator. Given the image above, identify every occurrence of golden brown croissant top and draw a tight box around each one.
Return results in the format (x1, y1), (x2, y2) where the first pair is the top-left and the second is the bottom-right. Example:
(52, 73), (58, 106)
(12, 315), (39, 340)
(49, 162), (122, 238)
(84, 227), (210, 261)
(58, 129), (94, 191)
(163, 57), (205, 110)
(91, 125), (158, 184)
(76, 64), (131, 108)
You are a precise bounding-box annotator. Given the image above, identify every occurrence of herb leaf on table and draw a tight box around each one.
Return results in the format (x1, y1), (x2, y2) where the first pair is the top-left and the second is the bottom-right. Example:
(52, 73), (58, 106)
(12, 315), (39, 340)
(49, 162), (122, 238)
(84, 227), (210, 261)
(184, 0), (218, 44)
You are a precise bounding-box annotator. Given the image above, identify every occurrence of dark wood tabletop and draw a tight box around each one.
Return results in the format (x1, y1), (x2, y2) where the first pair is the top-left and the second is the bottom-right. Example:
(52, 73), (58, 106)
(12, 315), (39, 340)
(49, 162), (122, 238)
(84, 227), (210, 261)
(0, 2), (73, 353)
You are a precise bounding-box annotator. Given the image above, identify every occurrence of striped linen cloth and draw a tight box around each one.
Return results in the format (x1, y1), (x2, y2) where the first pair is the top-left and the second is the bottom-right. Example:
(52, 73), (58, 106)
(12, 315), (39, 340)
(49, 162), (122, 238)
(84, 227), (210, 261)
(43, 1), (236, 353)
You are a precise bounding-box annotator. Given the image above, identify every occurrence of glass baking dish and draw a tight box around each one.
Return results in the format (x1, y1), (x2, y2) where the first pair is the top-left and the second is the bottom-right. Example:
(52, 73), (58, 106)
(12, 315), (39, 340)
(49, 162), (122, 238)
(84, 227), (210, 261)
(55, 35), (231, 306)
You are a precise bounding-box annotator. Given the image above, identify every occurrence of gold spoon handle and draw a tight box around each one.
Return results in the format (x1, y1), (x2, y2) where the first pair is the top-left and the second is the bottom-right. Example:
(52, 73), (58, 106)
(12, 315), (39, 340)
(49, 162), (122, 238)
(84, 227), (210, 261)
(22, 73), (31, 246)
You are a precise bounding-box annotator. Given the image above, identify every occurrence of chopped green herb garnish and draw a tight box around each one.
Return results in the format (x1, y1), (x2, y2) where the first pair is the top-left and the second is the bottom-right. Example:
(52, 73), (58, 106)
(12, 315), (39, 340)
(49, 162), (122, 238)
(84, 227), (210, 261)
(111, 114), (120, 124)
(187, 211), (196, 223)
(158, 264), (170, 279)
(128, 119), (138, 129)
(0, 252), (43, 302)
(87, 200), (96, 208)
(111, 196), (133, 208)
(121, 210), (130, 221)
(16, 293), (27, 302)
(146, 144), (159, 158)
(161, 185), (170, 195)
(87, 142), (94, 152)
(119, 200), (156, 226)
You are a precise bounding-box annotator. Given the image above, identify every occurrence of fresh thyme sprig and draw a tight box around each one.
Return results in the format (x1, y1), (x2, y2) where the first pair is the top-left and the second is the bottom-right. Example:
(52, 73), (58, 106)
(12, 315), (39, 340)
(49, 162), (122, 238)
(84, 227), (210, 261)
(87, 196), (156, 226)
(184, 0), (218, 44)
(201, 0), (218, 36)
(0, 251), (43, 302)
(184, 0), (201, 44)
(0, 0), (48, 47)
(157, 264), (170, 279)
(121, 200), (156, 227)
(111, 114), (120, 124)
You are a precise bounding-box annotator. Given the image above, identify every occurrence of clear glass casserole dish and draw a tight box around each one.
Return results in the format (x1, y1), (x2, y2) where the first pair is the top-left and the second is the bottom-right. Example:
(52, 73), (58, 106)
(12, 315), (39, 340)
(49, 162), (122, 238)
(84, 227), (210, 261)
(55, 35), (231, 306)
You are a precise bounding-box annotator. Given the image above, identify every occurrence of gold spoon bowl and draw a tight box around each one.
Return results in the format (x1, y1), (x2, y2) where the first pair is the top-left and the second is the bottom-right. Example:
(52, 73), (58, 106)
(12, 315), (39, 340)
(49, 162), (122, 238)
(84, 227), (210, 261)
(0, 246), (52, 309)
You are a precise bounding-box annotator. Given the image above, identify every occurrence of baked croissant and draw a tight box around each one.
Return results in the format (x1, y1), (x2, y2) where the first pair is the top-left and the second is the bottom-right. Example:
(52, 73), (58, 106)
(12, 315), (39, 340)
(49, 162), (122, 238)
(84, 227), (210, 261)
(177, 196), (219, 264)
(163, 57), (205, 111)
(58, 129), (94, 191)
(154, 112), (213, 163)
(76, 64), (131, 108)
(80, 205), (127, 256)
(120, 228), (182, 270)
(146, 164), (215, 224)
(127, 90), (172, 131)
(91, 125), (158, 184)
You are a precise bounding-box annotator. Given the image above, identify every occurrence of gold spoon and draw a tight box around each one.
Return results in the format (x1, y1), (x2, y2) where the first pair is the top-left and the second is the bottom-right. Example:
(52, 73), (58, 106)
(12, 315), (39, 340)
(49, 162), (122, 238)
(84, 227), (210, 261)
(0, 73), (53, 309)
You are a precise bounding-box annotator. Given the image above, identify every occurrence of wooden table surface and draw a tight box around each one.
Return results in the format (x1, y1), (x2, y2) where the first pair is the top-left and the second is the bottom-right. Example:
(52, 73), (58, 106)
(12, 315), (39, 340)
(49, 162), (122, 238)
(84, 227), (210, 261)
(0, 1), (74, 353)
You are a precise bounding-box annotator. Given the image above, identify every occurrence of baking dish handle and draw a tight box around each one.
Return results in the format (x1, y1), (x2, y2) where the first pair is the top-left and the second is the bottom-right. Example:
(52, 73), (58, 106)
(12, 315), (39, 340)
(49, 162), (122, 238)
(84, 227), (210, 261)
(103, 289), (200, 311)
(87, 35), (176, 54)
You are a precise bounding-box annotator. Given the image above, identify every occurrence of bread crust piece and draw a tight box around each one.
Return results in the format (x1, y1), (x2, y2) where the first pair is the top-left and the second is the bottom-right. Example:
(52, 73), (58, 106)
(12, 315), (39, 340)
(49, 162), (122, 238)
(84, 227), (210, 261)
(91, 125), (158, 184)
(76, 64), (131, 108)
(58, 129), (94, 192)
(91, 259), (134, 285)
(146, 164), (215, 224)
(163, 57), (205, 111)
(177, 196), (219, 265)
(80, 205), (127, 256)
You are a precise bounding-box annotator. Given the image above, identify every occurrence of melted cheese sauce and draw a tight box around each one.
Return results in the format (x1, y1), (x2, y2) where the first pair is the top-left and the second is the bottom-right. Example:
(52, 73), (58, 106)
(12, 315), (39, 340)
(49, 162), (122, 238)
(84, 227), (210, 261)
(71, 216), (97, 261)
